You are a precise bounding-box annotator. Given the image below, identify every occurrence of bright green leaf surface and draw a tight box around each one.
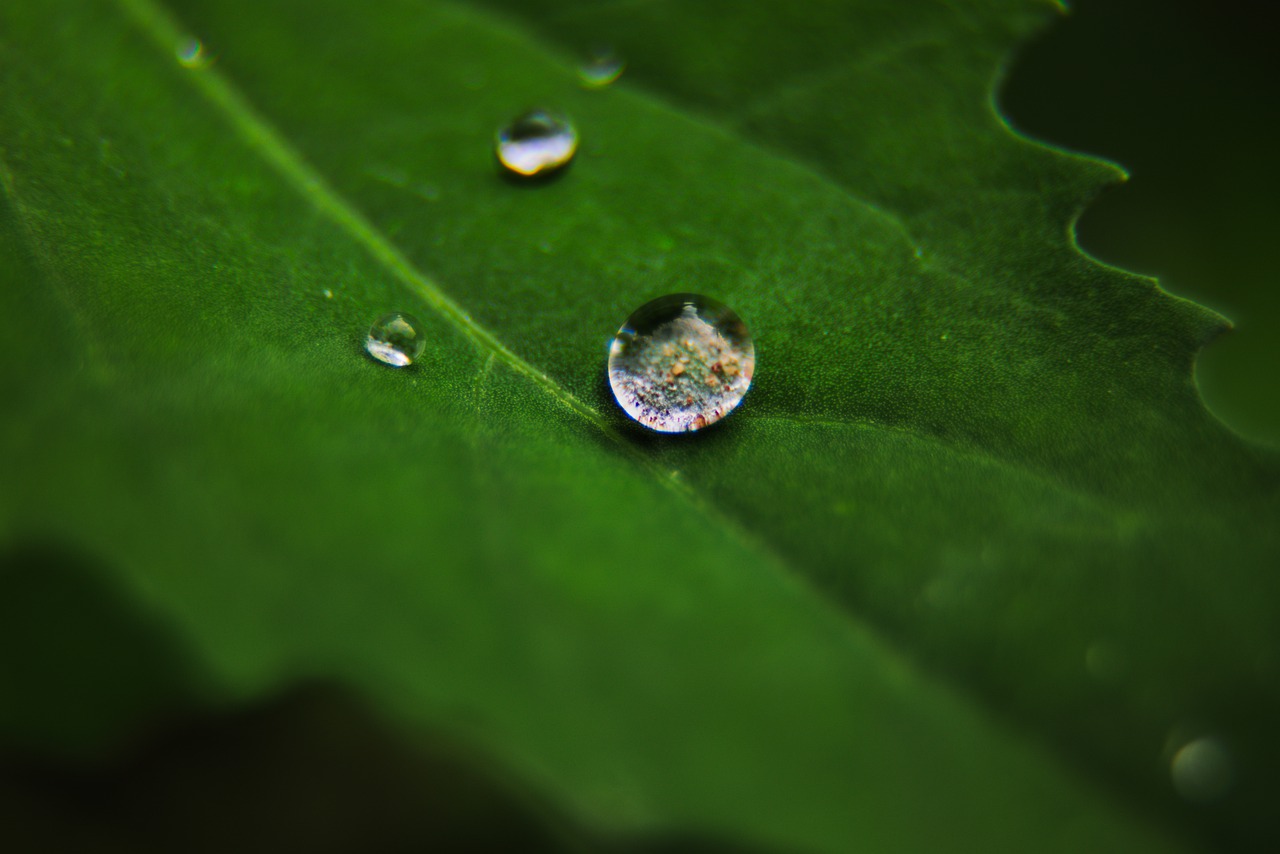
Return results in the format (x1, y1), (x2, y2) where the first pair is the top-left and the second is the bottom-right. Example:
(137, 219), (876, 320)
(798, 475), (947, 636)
(1, 0), (1276, 851)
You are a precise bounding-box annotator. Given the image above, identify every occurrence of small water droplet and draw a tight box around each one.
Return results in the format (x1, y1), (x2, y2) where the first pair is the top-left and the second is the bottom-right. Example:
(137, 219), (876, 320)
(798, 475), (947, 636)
(578, 46), (625, 88)
(496, 110), (578, 177)
(365, 312), (425, 367)
(608, 294), (754, 432)
(176, 38), (213, 69)
(323, 289), (334, 299)
(1170, 736), (1234, 802)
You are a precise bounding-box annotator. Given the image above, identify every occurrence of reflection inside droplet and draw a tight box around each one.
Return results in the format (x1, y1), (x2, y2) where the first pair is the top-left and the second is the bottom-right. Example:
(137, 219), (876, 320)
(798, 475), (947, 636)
(1170, 736), (1234, 803)
(608, 294), (754, 432)
(495, 110), (578, 177)
(176, 38), (212, 69)
(365, 312), (425, 367)
(578, 46), (625, 88)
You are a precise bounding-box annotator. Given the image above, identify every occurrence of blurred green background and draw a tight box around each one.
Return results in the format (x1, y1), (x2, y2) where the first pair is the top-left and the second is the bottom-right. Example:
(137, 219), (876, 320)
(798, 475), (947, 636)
(1003, 0), (1280, 444)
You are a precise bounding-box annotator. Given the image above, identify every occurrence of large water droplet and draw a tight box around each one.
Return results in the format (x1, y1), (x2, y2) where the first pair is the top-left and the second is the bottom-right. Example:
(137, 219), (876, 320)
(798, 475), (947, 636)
(496, 110), (578, 177)
(365, 312), (425, 367)
(608, 294), (754, 432)
(578, 47), (625, 88)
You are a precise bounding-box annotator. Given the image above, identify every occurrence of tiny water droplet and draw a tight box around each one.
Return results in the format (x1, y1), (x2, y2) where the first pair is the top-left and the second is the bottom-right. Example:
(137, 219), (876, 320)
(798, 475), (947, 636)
(365, 165), (409, 188)
(496, 110), (578, 177)
(652, 234), (676, 253)
(176, 38), (213, 69)
(1170, 736), (1234, 802)
(323, 288), (334, 299)
(608, 294), (754, 432)
(365, 312), (425, 367)
(578, 46), (625, 88)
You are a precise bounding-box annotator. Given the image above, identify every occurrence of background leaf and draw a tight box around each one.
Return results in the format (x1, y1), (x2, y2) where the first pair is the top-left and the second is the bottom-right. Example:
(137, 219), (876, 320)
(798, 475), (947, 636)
(1, 0), (1276, 851)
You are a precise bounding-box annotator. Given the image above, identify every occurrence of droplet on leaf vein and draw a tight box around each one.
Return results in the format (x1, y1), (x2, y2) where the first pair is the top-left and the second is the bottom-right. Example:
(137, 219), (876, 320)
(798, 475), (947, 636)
(366, 312), (425, 367)
(608, 294), (754, 432)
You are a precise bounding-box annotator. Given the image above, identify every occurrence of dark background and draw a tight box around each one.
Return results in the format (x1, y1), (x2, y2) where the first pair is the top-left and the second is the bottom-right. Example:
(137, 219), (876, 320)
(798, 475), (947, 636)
(1003, 0), (1280, 444)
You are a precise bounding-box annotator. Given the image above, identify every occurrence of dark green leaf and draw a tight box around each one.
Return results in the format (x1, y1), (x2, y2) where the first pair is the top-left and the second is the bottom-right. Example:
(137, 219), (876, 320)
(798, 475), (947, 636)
(1, 0), (1276, 851)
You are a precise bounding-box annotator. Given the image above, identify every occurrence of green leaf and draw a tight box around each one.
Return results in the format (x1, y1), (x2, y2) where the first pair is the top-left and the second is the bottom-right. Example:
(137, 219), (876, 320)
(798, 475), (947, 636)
(1, 0), (1275, 851)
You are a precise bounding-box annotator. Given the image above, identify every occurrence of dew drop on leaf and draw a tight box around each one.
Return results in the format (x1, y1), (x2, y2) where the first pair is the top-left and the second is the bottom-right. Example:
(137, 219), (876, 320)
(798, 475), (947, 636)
(495, 110), (578, 177)
(365, 312), (425, 367)
(578, 47), (625, 89)
(175, 38), (213, 69)
(1170, 736), (1234, 802)
(608, 294), (755, 433)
